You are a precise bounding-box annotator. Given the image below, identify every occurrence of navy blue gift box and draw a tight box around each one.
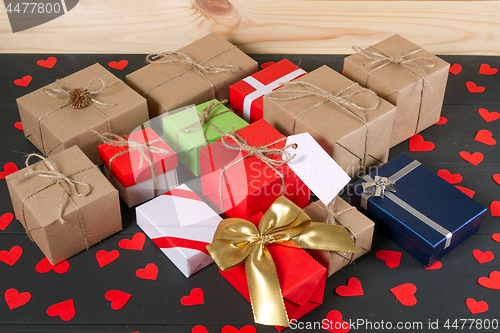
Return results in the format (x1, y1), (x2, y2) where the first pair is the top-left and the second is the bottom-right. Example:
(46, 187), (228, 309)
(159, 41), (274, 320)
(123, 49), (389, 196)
(349, 153), (487, 266)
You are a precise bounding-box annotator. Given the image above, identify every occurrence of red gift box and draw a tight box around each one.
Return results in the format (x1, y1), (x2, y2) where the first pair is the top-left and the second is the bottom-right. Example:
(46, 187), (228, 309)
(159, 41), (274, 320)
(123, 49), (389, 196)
(98, 127), (178, 187)
(219, 213), (327, 331)
(199, 119), (310, 219)
(230, 59), (306, 123)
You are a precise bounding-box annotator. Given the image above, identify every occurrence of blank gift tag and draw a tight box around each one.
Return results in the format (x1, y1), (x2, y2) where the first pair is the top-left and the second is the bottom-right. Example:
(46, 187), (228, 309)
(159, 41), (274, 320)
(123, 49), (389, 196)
(283, 133), (351, 204)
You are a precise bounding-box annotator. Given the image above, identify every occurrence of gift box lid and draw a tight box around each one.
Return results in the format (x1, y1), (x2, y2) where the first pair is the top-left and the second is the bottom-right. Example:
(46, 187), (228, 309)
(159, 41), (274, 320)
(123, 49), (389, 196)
(98, 127), (178, 188)
(349, 153), (487, 265)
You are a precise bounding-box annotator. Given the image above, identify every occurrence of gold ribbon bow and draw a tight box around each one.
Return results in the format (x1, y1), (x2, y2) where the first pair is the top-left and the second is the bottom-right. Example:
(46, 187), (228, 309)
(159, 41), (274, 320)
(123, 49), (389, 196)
(362, 175), (396, 198)
(206, 196), (359, 327)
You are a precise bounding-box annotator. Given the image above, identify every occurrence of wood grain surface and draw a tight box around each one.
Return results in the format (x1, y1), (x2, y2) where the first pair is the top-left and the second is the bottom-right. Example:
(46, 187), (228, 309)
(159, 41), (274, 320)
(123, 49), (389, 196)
(0, 1), (500, 55)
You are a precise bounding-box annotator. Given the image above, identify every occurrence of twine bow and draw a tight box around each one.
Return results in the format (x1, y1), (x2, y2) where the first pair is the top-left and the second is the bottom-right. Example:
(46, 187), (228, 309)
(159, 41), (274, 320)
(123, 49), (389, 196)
(362, 175), (396, 198)
(207, 196), (359, 327)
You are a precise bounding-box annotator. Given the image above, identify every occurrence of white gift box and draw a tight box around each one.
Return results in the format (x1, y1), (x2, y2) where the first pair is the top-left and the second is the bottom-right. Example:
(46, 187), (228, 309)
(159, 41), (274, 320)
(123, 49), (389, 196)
(136, 184), (222, 277)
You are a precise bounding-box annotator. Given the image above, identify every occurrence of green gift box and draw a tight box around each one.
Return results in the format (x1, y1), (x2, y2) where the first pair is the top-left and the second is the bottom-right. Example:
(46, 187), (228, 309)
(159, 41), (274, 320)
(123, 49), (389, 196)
(163, 99), (248, 177)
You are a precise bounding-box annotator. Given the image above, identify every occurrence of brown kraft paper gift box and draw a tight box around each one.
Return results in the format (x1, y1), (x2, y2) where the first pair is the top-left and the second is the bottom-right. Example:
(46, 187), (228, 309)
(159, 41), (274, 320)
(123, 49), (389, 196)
(303, 198), (374, 277)
(126, 32), (258, 118)
(263, 65), (396, 179)
(16, 63), (149, 166)
(6, 146), (122, 265)
(343, 34), (450, 147)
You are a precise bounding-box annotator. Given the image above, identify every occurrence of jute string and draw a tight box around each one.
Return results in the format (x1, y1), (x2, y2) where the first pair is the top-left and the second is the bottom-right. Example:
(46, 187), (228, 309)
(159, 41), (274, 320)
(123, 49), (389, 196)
(266, 80), (379, 167)
(18, 153), (94, 248)
(39, 78), (120, 156)
(352, 45), (437, 134)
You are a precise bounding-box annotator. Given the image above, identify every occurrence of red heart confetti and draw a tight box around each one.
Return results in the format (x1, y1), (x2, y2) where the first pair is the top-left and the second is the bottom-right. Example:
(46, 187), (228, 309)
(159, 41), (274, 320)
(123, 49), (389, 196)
(14, 75), (32, 87)
(0, 212), (14, 230)
(390, 283), (417, 306)
(466, 81), (485, 93)
(466, 298), (489, 314)
(490, 201), (500, 217)
(323, 310), (350, 333)
(46, 299), (75, 321)
(376, 250), (401, 268)
(108, 60), (128, 70)
(478, 271), (500, 290)
(478, 108), (499, 122)
(0, 246), (22, 266)
(118, 232), (146, 251)
(335, 277), (364, 297)
(136, 263), (158, 280)
(261, 61), (275, 69)
(192, 325), (209, 333)
(473, 249), (494, 264)
(493, 174), (500, 185)
(409, 134), (435, 152)
(459, 152), (483, 166)
(96, 250), (119, 268)
(221, 325), (256, 333)
(455, 186), (475, 198)
(4, 288), (31, 310)
(0, 163), (19, 179)
(437, 169), (463, 184)
(36, 257), (69, 274)
(474, 129), (496, 146)
(424, 260), (442, 270)
(105, 290), (132, 310)
(492, 234), (500, 243)
(435, 116), (448, 125)
(14, 122), (23, 130)
(181, 288), (204, 306)
(479, 64), (498, 75)
(37, 57), (57, 69)
(449, 63), (462, 75)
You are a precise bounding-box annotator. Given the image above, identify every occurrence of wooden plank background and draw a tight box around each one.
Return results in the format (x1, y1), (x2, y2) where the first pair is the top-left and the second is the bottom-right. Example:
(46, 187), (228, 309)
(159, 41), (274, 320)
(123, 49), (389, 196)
(0, 0), (499, 55)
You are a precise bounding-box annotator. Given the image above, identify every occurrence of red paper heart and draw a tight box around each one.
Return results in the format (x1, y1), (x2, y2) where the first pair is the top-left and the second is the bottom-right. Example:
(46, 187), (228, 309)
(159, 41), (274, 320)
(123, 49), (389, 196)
(118, 232), (145, 251)
(473, 249), (494, 264)
(36, 257), (69, 274)
(335, 277), (364, 297)
(390, 283), (417, 306)
(181, 288), (204, 306)
(435, 116), (448, 125)
(0, 246), (22, 266)
(136, 263), (158, 280)
(192, 325), (209, 333)
(449, 63), (462, 75)
(0, 212), (14, 230)
(455, 186), (475, 198)
(37, 57), (57, 69)
(479, 64), (498, 75)
(105, 290), (132, 310)
(4, 288), (31, 310)
(466, 81), (485, 93)
(14, 122), (23, 130)
(261, 61), (275, 69)
(466, 298), (489, 314)
(14, 75), (32, 87)
(221, 325), (256, 333)
(96, 250), (119, 267)
(46, 299), (75, 321)
(478, 271), (500, 290)
(108, 60), (128, 70)
(493, 174), (500, 185)
(0, 163), (19, 179)
(474, 129), (496, 145)
(376, 250), (401, 268)
(437, 169), (462, 184)
(323, 310), (350, 333)
(478, 108), (500, 122)
(409, 134), (435, 152)
(492, 234), (500, 243)
(490, 201), (500, 217)
(424, 260), (442, 270)
(459, 152), (483, 166)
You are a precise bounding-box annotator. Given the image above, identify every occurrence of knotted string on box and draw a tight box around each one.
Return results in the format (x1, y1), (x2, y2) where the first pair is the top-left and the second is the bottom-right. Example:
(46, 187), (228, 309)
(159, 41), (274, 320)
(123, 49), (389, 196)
(39, 78), (120, 156)
(266, 80), (379, 167)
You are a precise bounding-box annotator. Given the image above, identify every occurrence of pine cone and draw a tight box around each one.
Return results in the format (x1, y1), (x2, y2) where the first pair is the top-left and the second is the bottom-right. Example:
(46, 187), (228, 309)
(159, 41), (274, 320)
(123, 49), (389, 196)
(69, 87), (89, 109)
